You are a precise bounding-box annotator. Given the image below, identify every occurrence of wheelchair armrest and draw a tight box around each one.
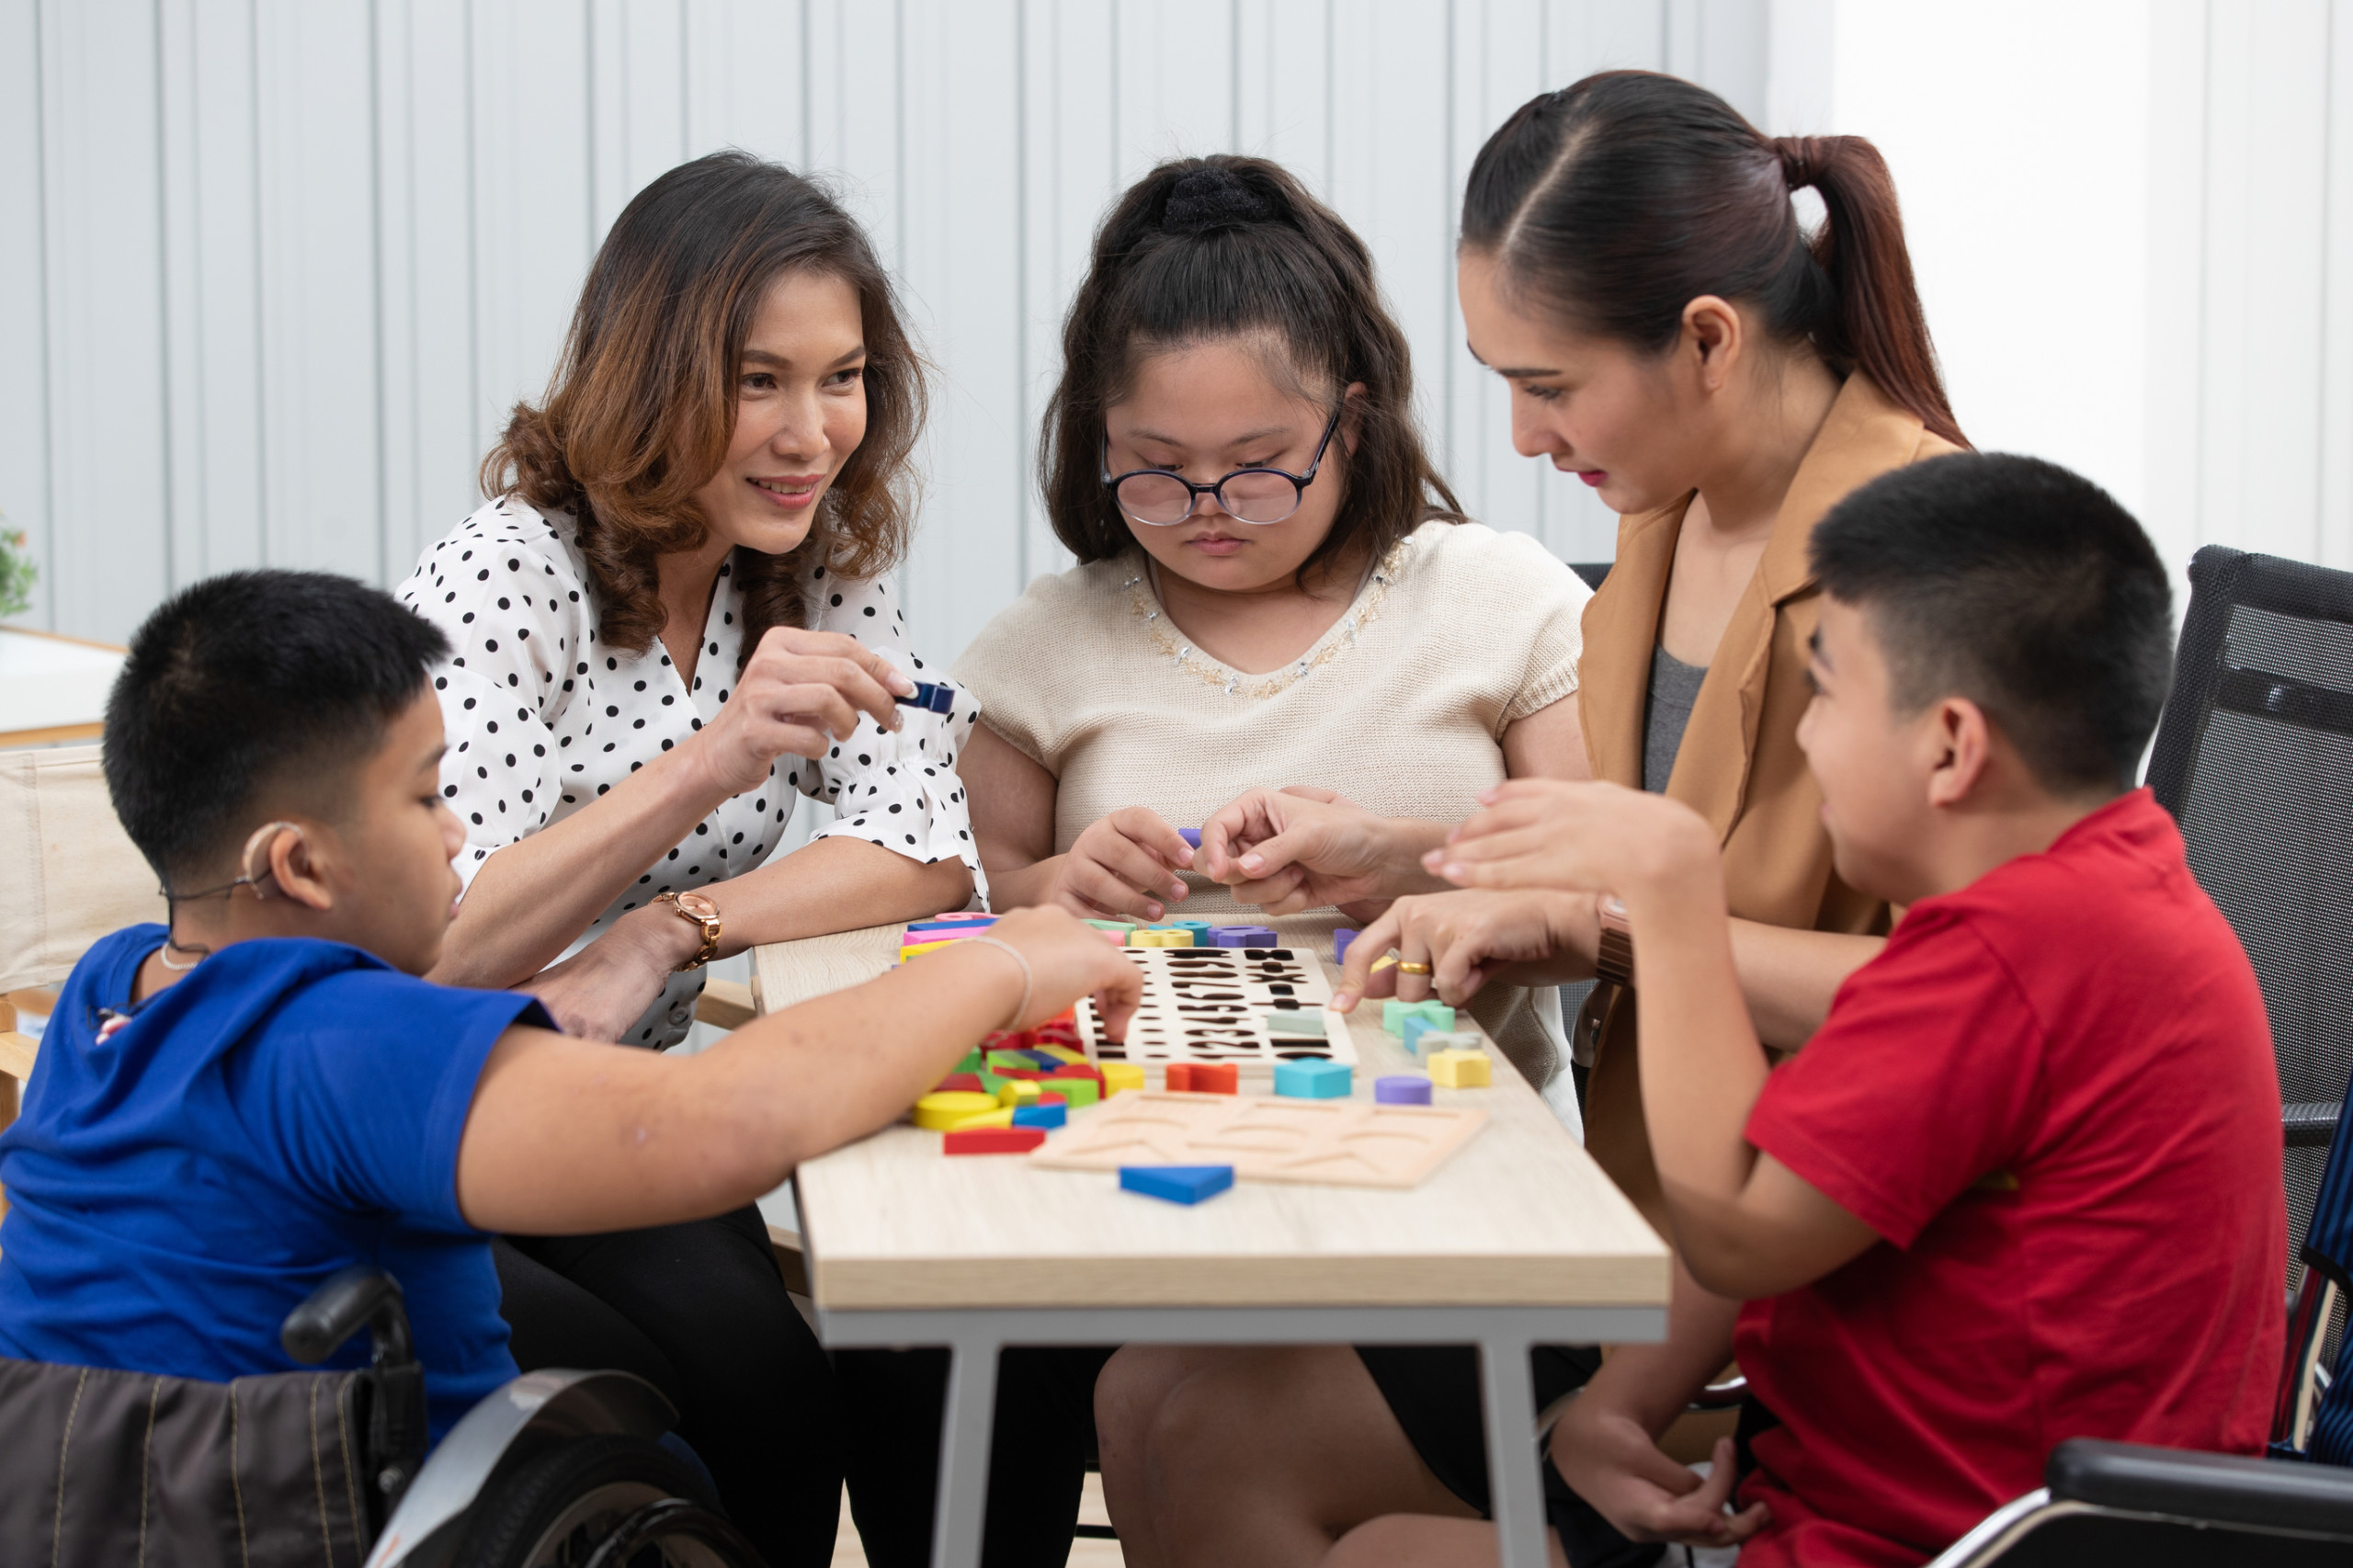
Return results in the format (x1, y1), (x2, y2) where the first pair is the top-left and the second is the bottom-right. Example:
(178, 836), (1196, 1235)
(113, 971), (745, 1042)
(2284, 1101), (2339, 1148)
(2048, 1438), (2353, 1538)
(283, 1265), (414, 1368)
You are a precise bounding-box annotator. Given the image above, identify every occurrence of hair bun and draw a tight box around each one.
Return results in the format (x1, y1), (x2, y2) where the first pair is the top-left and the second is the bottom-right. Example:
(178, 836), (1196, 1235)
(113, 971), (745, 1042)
(1162, 167), (1273, 234)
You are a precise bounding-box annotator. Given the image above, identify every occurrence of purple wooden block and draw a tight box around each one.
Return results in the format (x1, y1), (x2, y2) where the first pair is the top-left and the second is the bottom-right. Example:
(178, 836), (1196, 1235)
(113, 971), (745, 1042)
(1334, 928), (1359, 963)
(1211, 925), (1279, 948)
(1178, 827), (1203, 847)
(1375, 1074), (1432, 1106)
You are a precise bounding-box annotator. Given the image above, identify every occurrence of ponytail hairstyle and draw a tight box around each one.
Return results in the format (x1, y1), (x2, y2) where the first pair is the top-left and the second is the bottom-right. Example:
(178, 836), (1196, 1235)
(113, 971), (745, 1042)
(1461, 72), (1965, 448)
(482, 151), (927, 668)
(1041, 154), (1465, 577)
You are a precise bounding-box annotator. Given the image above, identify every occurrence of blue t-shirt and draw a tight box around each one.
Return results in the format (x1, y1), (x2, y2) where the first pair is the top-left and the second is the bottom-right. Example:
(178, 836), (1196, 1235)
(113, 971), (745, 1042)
(0, 926), (548, 1440)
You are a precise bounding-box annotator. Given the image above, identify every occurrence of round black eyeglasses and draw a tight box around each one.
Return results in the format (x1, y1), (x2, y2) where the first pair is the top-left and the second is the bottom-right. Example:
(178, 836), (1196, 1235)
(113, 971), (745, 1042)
(1101, 407), (1344, 527)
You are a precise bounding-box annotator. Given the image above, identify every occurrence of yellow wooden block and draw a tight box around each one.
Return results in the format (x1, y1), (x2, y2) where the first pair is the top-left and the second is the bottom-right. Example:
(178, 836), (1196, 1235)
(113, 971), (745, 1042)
(899, 937), (959, 960)
(1100, 1062), (1146, 1096)
(1036, 1044), (1089, 1064)
(914, 1090), (1003, 1130)
(949, 1106), (1017, 1131)
(998, 1080), (1043, 1108)
(1428, 1050), (1492, 1089)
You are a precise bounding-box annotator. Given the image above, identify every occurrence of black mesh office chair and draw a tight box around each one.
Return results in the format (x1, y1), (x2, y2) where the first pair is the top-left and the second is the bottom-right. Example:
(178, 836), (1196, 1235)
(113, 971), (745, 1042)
(2144, 543), (2353, 1441)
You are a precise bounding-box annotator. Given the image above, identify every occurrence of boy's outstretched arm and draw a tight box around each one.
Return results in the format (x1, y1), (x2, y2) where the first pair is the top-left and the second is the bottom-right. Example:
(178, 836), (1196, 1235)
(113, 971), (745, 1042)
(1427, 781), (1881, 1300)
(451, 906), (1141, 1236)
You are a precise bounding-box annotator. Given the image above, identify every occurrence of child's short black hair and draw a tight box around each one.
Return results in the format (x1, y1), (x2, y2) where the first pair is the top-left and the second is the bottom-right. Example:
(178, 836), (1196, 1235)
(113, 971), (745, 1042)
(105, 571), (449, 882)
(1810, 453), (2174, 793)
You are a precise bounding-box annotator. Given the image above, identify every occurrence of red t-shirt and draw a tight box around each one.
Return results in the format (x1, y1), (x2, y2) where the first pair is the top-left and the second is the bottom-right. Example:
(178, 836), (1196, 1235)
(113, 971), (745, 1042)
(1733, 789), (2284, 1568)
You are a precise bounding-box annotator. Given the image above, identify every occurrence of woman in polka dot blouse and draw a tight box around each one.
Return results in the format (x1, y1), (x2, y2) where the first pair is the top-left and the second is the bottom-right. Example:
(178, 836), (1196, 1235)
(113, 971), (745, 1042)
(401, 158), (979, 1055)
(393, 153), (976, 1562)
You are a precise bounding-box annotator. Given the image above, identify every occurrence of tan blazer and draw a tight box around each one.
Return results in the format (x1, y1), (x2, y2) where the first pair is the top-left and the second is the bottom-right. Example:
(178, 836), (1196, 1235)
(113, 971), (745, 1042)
(1576, 376), (1963, 1227)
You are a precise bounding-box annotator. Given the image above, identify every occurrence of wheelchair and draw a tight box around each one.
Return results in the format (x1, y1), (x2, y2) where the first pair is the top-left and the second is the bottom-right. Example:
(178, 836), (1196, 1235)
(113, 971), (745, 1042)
(2, 1264), (767, 1568)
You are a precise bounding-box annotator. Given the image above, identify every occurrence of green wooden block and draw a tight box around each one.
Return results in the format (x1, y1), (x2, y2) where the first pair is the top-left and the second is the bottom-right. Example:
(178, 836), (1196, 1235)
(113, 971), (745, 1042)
(1381, 999), (1454, 1036)
(1264, 1011), (1330, 1036)
(985, 1050), (1034, 1073)
(1054, 1077), (1100, 1108)
(1086, 918), (1137, 933)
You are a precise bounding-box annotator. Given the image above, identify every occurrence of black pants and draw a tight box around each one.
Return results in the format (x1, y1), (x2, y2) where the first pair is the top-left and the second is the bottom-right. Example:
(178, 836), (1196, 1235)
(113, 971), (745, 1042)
(1358, 1345), (1777, 1568)
(834, 1344), (1112, 1568)
(494, 1205), (841, 1568)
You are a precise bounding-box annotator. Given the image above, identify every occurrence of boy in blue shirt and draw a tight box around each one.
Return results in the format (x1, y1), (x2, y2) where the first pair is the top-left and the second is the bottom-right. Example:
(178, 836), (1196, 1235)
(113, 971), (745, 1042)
(0, 570), (1136, 1441)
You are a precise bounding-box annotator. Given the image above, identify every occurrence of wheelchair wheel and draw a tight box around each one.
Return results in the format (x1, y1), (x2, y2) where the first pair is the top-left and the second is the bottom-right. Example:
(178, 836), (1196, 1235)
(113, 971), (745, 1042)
(450, 1433), (764, 1567)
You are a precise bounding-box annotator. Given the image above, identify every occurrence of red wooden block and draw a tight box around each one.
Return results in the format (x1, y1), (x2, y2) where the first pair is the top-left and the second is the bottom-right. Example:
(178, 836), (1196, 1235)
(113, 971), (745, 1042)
(1164, 1063), (1194, 1092)
(944, 1127), (1049, 1155)
(1038, 1092), (1067, 1108)
(994, 1068), (1051, 1082)
(1190, 1063), (1239, 1095)
(1047, 1063), (1100, 1081)
(935, 1073), (985, 1094)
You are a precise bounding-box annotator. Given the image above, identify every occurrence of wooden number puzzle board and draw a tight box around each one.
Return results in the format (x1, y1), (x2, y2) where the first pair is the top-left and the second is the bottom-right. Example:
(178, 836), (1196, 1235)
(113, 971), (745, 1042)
(1075, 944), (1356, 1074)
(1033, 1089), (1486, 1190)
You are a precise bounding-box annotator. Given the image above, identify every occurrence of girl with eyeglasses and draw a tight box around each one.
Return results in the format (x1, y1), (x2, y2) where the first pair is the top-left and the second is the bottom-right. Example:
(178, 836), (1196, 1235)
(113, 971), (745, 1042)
(954, 153), (1594, 1095)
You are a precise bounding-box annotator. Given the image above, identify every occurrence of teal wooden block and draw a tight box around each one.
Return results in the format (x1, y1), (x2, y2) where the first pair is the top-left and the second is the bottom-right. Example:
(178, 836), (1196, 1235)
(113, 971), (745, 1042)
(1273, 1059), (1352, 1099)
(1381, 999), (1455, 1036)
(1264, 1010), (1329, 1036)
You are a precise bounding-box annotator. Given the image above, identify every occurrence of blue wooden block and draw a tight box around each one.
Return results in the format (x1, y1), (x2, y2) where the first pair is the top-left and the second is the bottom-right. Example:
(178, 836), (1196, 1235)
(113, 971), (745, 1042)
(1120, 1165), (1234, 1205)
(1011, 1102), (1066, 1129)
(910, 916), (996, 932)
(1273, 1059), (1352, 1099)
(1173, 919), (1215, 937)
(1401, 1016), (1437, 1055)
(894, 680), (959, 714)
(1178, 827), (1203, 847)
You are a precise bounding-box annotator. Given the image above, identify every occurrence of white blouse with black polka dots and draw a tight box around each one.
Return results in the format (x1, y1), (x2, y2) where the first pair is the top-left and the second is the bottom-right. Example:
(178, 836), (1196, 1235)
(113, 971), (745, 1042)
(397, 497), (983, 1046)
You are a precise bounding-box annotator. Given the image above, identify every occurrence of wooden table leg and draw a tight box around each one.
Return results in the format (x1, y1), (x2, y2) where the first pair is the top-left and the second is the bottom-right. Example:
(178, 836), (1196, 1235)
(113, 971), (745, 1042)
(930, 1335), (1001, 1568)
(1481, 1334), (1550, 1568)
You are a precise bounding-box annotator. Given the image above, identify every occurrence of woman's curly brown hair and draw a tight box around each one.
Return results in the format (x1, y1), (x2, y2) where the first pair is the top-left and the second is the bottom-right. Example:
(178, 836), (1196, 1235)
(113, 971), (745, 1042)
(482, 151), (926, 666)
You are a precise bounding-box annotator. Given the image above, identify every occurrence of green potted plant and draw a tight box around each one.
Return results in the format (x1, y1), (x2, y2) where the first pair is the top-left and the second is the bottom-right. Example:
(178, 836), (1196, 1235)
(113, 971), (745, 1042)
(0, 514), (36, 621)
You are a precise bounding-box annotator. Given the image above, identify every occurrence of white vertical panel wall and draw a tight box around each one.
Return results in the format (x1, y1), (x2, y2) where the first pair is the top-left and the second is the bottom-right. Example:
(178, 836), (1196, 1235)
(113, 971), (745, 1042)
(0, 0), (1757, 659)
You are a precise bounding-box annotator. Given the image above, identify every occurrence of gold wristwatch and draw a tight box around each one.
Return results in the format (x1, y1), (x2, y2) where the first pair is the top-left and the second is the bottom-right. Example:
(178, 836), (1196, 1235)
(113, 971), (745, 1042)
(654, 890), (722, 971)
(1594, 896), (1635, 988)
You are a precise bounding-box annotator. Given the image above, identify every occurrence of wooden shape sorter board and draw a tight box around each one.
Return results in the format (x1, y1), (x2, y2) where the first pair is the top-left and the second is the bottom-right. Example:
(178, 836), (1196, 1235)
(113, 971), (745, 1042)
(1075, 944), (1357, 1075)
(1031, 1090), (1488, 1190)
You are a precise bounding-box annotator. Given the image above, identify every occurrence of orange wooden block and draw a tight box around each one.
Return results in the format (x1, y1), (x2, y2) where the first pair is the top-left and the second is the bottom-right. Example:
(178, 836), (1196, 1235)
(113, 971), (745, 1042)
(1190, 1062), (1239, 1095)
(1164, 1063), (1193, 1092)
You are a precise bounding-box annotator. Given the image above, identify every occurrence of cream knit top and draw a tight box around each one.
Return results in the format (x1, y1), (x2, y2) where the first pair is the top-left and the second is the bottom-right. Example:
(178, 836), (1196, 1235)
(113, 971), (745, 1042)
(954, 518), (1590, 1085)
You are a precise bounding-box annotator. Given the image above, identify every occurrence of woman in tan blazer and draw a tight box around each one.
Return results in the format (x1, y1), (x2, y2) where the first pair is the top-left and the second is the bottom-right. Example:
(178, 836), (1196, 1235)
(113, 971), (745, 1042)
(1096, 72), (1971, 1567)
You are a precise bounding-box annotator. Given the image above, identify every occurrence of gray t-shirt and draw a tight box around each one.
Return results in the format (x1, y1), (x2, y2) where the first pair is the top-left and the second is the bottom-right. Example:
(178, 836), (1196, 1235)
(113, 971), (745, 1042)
(1642, 644), (1710, 793)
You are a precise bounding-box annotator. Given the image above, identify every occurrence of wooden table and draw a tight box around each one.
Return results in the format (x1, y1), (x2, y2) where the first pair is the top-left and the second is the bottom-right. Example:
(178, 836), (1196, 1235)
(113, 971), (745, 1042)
(756, 920), (1669, 1568)
(0, 627), (125, 747)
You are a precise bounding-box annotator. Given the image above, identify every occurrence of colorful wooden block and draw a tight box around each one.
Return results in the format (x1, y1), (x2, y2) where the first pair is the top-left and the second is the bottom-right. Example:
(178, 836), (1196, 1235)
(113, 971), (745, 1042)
(898, 938), (959, 960)
(1210, 925), (1280, 948)
(1414, 1030), (1483, 1058)
(894, 680), (959, 714)
(1188, 1062), (1239, 1095)
(1036, 1044), (1089, 1064)
(1381, 999), (1455, 1036)
(944, 1126), (1049, 1154)
(993, 1067), (1051, 1082)
(1120, 1165), (1233, 1204)
(1101, 1062), (1146, 1097)
(1265, 1010), (1330, 1036)
(1334, 928), (1359, 964)
(1400, 1016), (1439, 1056)
(934, 1073), (986, 1095)
(911, 915), (996, 930)
(1012, 1102), (1067, 1129)
(1163, 1063), (1193, 1092)
(949, 1106), (1016, 1131)
(998, 1080), (1042, 1108)
(1086, 918), (1137, 934)
(1051, 1076), (1100, 1108)
(986, 1050), (1036, 1073)
(1178, 827), (1203, 848)
(1272, 1059), (1352, 1099)
(1128, 927), (1195, 948)
(1374, 1074), (1433, 1105)
(914, 1090), (1002, 1131)
(1428, 1049), (1492, 1088)
(950, 1050), (985, 1074)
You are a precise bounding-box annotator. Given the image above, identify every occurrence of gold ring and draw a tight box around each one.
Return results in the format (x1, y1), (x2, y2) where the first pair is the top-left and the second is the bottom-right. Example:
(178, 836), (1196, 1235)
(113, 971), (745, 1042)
(1397, 960), (1433, 975)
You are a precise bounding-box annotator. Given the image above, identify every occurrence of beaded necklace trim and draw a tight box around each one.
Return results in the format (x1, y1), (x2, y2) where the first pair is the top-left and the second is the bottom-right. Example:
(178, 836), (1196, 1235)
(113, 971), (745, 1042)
(1121, 537), (1411, 699)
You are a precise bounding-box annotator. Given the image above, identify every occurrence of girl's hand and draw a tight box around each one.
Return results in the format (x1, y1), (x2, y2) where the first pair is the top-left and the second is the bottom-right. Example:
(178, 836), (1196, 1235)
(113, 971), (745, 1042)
(1199, 786), (1433, 916)
(1422, 779), (1712, 898)
(1048, 807), (1196, 923)
(1331, 890), (1596, 1011)
(976, 905), (1143, 1040)
(1546, 1410), (1769, 1550)
(690, 625), (918, 798)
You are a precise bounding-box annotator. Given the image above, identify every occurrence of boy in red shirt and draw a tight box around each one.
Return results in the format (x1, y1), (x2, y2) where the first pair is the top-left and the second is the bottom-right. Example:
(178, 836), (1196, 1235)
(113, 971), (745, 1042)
(1331, 454), (2285, 1567)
